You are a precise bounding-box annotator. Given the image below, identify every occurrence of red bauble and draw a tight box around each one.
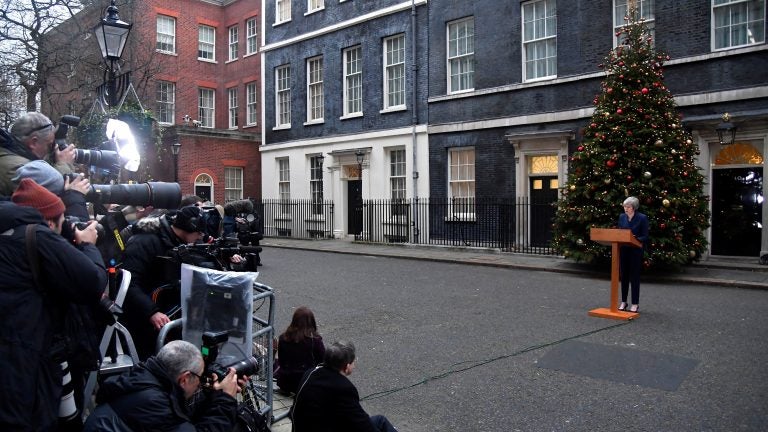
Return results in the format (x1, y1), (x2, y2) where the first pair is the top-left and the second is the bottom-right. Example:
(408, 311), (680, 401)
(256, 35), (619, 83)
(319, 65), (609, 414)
(659, 223), (666, 229)
(577, 145), (584, 151)
(606, 160), (616, 168)
(616, 108), (623, 114)
(641, 87), (649, 94)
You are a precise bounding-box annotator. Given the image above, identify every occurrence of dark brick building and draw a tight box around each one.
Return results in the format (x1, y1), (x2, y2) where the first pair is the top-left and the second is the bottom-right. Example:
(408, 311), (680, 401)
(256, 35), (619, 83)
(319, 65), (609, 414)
(261, 0), (767, 257)
(261, 0), (430, 238)
(425, 0), (767, 258)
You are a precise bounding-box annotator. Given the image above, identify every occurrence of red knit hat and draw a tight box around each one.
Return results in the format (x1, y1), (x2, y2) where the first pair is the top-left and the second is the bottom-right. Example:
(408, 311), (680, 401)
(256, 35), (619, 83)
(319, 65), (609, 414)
(12, 178), (65, 220)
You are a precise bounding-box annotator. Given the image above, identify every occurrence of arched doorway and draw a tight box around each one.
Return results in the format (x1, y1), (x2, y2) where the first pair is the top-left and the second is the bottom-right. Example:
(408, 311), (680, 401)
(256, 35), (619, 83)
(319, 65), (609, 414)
(194, 173), (214, 203)
(711, 143), (764, 256)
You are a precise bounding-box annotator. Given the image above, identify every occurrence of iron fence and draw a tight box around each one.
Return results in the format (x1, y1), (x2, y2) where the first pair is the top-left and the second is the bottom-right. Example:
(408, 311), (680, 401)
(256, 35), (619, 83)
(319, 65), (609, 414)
(259, 199), (334, 239)
(354, 197), (557, 255)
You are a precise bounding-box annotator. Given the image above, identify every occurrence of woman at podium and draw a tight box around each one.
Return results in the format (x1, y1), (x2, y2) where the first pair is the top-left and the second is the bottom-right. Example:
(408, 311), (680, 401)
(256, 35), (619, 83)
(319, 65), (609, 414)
(618, 196), (649, 313)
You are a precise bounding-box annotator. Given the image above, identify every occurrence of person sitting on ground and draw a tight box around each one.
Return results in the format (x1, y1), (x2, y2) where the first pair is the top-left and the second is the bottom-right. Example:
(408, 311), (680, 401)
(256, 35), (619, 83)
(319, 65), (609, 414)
(292, 340), (399, 432)
(82, 340), (242, 431)
(275, 306), (325, 394)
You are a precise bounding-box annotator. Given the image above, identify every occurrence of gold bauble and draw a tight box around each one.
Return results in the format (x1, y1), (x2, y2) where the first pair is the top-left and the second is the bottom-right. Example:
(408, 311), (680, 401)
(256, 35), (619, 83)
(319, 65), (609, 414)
(654, 139), (664, 147)
(662, 199), (671, 207)
(569, 185), (576, 191)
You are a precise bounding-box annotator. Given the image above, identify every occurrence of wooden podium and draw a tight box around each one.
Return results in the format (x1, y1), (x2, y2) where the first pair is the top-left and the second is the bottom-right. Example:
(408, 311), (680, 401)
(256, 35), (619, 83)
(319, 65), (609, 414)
(588, 228), (643, 320)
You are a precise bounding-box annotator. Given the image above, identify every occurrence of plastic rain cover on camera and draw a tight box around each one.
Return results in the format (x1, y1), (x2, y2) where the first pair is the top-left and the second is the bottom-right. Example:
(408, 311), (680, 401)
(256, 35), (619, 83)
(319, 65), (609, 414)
(180, 263), (258, 366)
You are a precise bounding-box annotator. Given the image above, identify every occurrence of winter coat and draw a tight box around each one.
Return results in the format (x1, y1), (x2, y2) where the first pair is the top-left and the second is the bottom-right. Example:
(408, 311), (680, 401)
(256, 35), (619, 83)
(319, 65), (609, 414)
(119, 215), (184, 358)
(83, 357), (237, 432)
(276, 335), (325, 394)
(0, 201), (107, 430)
(291, 366), (376, 432)
(0, 128), (72, 197)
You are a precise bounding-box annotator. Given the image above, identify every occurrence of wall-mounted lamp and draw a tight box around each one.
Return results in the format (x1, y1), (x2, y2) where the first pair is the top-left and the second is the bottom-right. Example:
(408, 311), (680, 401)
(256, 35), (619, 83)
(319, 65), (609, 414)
(715, 113), (737, 146)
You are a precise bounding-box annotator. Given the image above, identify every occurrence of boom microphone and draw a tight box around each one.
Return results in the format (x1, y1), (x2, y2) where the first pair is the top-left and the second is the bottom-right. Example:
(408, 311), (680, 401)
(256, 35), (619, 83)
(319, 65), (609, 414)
(223, 199), (254, 216)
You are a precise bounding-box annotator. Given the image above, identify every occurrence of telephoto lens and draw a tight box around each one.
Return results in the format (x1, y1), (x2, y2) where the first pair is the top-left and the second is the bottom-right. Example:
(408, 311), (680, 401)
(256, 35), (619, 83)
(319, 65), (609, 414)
(86, 182), (182, 209)
(228, 356), (260, 378)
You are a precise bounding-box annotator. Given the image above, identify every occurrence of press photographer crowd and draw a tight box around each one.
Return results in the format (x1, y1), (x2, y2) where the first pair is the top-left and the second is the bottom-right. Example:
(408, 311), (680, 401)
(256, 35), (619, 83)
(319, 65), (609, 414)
(0, 112), (265, 431)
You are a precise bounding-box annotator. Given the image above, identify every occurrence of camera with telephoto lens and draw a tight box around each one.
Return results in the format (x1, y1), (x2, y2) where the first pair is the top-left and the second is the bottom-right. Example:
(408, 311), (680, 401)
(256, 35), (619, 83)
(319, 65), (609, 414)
(54, 115), (124, 171)
(201, 331), (259, 383)
(86, 181), (182, 209)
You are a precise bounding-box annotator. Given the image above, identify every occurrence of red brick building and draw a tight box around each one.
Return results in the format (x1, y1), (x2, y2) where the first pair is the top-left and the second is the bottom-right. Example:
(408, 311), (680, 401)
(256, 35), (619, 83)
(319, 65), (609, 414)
(43, 0), (262, 203)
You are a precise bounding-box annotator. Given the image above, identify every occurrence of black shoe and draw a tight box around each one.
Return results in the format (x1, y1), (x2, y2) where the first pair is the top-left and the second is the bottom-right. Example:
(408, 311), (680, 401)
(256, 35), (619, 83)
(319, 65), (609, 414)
(628, 304), (639, 313)
(618, 302), (628, 311)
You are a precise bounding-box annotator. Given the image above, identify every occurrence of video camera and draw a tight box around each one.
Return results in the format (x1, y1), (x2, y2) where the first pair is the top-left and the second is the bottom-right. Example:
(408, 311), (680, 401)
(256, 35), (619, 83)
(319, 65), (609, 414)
(170, 236), (261, 272)
(201, 331), (259, 383)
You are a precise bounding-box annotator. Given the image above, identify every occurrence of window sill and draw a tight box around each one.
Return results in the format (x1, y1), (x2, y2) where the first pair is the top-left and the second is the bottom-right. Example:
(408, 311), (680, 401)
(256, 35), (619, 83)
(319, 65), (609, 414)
(273, 125), (291, 131)
(273, 19), (291, 27)
(380, 106), (407, 114)
(244, 51), (258, 58)
(304, 7), (325, 16)
(340, 112), (363, 120)
(448, 88), (474, 95)
(226, 58), (238, 64)
(198, 58), (217, 64)
(156, 50), (177, 56)
(243, 123), (258, 129)
(524, 75), (556, 84)
(303, 120), (324, 126)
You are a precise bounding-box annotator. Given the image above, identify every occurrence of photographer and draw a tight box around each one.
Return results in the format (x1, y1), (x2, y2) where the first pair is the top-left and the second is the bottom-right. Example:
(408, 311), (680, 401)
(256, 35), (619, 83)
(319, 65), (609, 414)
(13, 159), (91, 221)
(0, 112), (76, 196)
(83, 340), (242, 431)
(0, 179), (107, 431)
(120, 205), (209, 359)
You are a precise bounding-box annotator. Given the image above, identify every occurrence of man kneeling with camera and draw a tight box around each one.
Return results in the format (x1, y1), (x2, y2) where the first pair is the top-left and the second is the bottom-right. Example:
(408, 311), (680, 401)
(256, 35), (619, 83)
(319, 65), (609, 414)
(83, 340), (244, 431)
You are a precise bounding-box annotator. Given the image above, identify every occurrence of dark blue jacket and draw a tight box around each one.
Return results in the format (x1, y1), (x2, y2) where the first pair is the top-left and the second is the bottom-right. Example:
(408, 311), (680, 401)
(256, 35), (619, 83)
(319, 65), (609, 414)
(0, 201), (106, 430)
(83, 357), (237, 432)
(618, 211), (649, 249)
(292, 366), (376, 432)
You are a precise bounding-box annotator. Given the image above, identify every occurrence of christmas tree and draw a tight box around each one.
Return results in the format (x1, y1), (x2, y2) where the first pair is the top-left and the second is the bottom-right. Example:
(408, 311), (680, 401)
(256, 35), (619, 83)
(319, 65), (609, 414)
(552, 8), (710, 268)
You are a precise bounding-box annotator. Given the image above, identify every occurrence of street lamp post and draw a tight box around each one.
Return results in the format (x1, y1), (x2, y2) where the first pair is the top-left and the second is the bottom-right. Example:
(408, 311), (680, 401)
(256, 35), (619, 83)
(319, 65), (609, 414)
(93, 0), (132, 107)
(171, 142), (181, 183)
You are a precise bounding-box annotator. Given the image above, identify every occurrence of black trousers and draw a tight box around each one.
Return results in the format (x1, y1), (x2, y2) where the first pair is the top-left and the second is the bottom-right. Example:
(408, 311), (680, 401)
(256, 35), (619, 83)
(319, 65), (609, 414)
(619, 246), (643, 305)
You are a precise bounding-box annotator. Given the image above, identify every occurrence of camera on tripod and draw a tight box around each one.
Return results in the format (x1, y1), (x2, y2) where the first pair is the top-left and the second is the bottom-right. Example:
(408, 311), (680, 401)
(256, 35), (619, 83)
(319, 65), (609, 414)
(201, 331), (259, 383)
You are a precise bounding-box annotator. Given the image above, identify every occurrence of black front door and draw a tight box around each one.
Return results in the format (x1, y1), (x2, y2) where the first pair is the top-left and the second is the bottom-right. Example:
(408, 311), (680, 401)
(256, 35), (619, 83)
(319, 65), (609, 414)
(195, 185), (211, 202)
(711, 168), (763, 256)
(529, 176), (558, 247)
(347, 180), (363, 236)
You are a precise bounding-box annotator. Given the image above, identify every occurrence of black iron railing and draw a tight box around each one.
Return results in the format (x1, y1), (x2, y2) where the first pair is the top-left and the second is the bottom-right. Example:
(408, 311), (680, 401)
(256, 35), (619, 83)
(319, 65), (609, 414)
(354, 197), (556, 255)
(259, 199), (334, 239)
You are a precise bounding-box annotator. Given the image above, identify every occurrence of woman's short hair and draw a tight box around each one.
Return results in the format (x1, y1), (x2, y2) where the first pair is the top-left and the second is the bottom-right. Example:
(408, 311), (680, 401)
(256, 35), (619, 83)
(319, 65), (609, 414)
(157, 340), (204, 379)
(622, 196), (640, 210)
(323, 341), (356, 371)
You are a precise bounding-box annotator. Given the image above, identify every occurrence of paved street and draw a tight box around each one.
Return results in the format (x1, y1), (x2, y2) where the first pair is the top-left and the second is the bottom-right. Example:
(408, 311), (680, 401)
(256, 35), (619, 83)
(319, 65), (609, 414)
(257, 246), (768, 432)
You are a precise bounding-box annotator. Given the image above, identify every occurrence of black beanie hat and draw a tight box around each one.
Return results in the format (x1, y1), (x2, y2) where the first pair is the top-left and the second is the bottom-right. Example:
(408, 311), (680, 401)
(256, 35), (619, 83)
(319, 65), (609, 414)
(173, 205), (204, 233)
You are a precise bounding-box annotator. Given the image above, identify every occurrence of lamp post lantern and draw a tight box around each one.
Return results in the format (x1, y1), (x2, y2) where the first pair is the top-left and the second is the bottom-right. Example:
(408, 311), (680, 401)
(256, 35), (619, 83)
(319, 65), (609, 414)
(715, 113), (737, 146)
(93, 0), (132, 107)
(171, 142), (181, 183)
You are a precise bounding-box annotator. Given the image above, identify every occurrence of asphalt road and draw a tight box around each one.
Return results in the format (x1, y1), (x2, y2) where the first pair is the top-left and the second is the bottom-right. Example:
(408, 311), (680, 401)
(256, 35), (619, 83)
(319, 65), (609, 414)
(257, 248), (768, 432)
